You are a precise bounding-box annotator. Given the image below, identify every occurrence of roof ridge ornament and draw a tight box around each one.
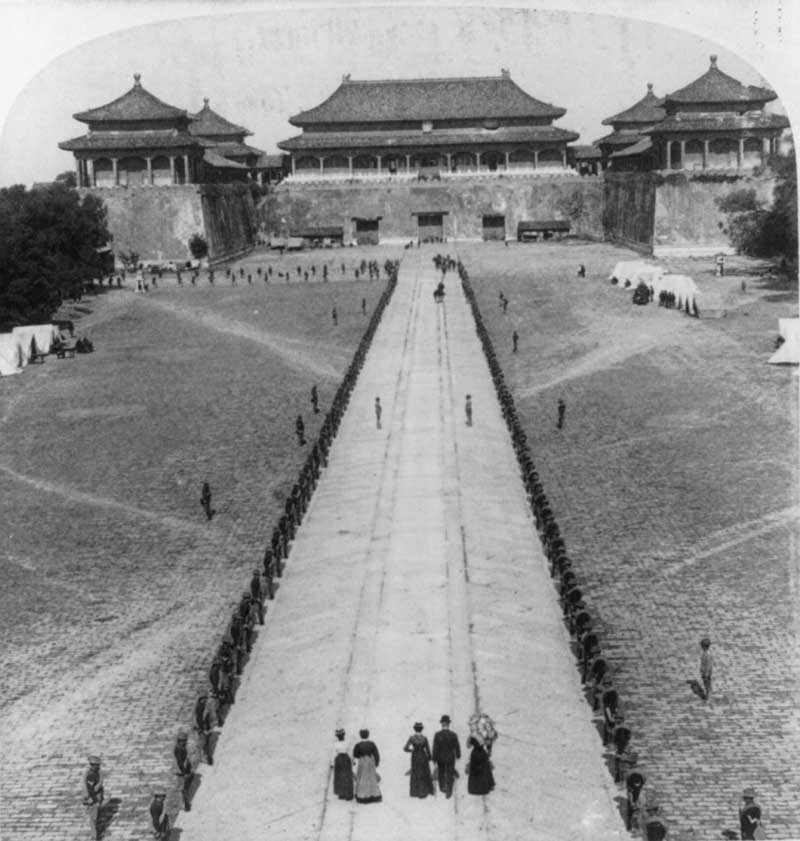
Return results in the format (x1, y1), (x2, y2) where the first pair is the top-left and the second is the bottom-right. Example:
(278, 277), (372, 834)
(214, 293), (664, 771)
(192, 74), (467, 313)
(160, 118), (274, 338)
(710, 55), (718, 68)
(342, 73), (351, 82)
(647, 82), (653, 92)
(501, 68), (510, 79)
(133, 73), (141, 87)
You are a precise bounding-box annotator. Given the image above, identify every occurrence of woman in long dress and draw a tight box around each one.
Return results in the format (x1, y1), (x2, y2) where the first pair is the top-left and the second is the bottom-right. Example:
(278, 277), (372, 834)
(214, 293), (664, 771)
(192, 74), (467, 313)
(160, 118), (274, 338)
(332, 729), (353, 801)
(353, 729), (382, 804)
(403, 722), (434, 798)
(466, 736), (495, 795)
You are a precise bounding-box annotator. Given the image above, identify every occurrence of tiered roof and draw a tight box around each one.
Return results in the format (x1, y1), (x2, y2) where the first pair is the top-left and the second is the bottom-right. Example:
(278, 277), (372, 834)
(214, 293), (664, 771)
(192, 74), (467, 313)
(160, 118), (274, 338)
(290, 72), (567, 125)
(74, 74), (188, 124)
(664, 56), (776, 107)
(190, 99), (251, 138)
(602, 84), (665, 127)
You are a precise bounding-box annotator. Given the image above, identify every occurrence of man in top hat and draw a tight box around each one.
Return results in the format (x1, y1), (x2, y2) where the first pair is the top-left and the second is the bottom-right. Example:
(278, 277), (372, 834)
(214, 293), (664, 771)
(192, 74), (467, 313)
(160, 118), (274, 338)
(739, 788), (762, 840)
(699, 638), (713, 701)
(432, 715), (461, 798)
(174, 729), (194, 811)
(149, 791), (169, 839)
(83, 755), (104, 840)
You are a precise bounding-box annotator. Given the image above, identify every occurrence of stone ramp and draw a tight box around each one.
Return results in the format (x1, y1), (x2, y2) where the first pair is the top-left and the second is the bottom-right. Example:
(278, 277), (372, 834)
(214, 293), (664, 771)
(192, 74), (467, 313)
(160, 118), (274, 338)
(177, 250), (626, 841)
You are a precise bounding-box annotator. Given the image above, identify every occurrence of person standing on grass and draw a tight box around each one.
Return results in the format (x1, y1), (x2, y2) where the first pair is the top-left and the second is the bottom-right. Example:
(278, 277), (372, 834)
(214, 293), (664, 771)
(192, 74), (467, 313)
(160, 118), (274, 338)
(465, 395), (473, 427)
(375, 397), (382, 429)
(700, 638), (712, 701)
(200, 482), (213, 520)
(557, 399), (566, 430)
(512, 330), (519, 353)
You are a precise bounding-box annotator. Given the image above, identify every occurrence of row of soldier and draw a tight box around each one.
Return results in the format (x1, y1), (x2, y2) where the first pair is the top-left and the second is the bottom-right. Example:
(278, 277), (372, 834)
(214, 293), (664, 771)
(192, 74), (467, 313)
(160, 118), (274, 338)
(457, 261), (667, 840)
(144, 257), (403, 840)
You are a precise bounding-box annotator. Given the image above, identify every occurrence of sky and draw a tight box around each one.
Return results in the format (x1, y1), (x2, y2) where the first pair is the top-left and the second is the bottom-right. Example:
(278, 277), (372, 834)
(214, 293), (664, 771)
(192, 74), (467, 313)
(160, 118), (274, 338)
(0, 0), (798, 187)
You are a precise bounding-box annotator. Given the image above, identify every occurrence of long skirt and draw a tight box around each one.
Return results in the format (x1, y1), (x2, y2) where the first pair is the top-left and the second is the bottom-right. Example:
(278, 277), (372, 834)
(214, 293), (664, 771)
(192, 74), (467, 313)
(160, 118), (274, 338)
(409, 751), (434, 798)
(333, 754), (353, 801)
(354, 755), (382, 803)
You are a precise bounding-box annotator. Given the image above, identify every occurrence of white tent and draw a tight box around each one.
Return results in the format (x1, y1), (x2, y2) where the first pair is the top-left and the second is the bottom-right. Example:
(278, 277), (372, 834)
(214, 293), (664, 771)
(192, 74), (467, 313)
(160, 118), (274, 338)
(12, 324), (58, 357)
(768, 318), (800, 364)
(655, 274), (699, 310)
(0, 333), (24, 375)
(609, 260), (661, 285)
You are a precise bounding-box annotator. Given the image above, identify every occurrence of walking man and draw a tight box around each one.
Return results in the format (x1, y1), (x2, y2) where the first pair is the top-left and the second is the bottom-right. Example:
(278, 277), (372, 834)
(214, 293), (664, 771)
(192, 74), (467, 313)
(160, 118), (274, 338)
(332, 306), (338, 325)
(374, 397), (382, 430)
(200, 481), (213, 521)
(512, 330), (519, 353)
(174, 729), (194, 811)
(432, 715), (461, 798)
(700, 637), (713, 701)
(557, 399), (566, 430)
(465, 395), (473, 427)
(83, 755), (104, 840)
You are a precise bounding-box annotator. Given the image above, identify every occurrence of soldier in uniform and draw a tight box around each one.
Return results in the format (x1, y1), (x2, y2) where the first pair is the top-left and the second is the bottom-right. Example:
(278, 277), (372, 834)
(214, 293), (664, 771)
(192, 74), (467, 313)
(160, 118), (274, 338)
(295, 415), (306, 446)
(149, 791), (169, 839)
(512, 330), (519, 353)
(311, 385), (319, 414)
(174, 729), (194, 811)
(83, 755), (104, 840)
(200, 482), (213, 520)
(250, 568), (266, 620)
(332, 306), (338, 325)
(374, 397), (382, 429)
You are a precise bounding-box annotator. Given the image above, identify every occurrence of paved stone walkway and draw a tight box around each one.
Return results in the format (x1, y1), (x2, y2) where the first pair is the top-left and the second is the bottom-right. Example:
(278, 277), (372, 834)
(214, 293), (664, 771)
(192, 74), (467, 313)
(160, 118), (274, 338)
(178, 250), (627, 841)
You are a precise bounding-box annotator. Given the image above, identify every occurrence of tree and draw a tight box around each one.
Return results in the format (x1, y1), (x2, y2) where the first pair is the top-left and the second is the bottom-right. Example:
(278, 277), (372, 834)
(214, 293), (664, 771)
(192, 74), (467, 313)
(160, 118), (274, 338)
(188, 233), (209, 260)
(55, 170), (77, 188)
(717, 152), (797, 260)
(0, 182), (110, 329)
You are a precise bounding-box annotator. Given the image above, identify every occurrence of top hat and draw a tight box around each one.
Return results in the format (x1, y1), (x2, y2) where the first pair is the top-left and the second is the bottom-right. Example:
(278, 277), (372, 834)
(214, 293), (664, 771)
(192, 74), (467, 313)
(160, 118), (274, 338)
(440, 715), (451, 724)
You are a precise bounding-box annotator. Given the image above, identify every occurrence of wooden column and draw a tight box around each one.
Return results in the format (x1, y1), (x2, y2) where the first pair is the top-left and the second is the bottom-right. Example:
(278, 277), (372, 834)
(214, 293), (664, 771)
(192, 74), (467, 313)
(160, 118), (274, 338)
(405, 154), (412, 171)
(504, 151), (510, 169)
(75, 159), (82, 187)
(446, 152), (452, 171)
(87, 158), (95, 187)
(291, 156), (296, 175)
(146, 156), (153, 185)
(475, 151), (482, 170)
(703, 140), (709, 170)
(169, 156), (176, 184)
(561, 148), (566, 167)
(376, 155), (382, 173)
(319, 157), (324, 174)
(183, 155), (190, 183)
(762, 137), (770, 160)
(348, 156), (353, 176)
(533, 149), (539, 169)
(665, 141), (672, 170)
(679, 140), (686, 169)
(738, 138), (744, 169)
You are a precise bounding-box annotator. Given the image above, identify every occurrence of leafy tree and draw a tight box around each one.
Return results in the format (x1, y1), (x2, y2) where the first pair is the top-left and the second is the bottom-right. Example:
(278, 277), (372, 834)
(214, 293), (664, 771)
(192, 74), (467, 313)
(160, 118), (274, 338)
(55, 170), (77, 188)
(0, 182), (109, 329)
(188, 233), (209, 259)
(717, 152), (797, 260)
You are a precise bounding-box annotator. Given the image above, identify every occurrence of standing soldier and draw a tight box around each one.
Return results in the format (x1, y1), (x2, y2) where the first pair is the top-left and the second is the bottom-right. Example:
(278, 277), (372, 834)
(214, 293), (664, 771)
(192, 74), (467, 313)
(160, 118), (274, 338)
(332, 306), (338, 325)
(577, 264), (586, 278)
(465, 394), (473, 427)
(83, 755), (104, 840)
(512, 330), (519, 353)
(374, 397), (382, 429)
(362, 297), (367, 315)
(700, 637), (713, 702)
(262, 548), (276, 598)
(557, 399), (566, 430)
(200, 482), (213, 521)
(311, 385), (319, 414)
(295, 415), (306, 446)
(250, 568), (266, 621)
(149, 791), (169, 840)
(174, 729), (194, 811)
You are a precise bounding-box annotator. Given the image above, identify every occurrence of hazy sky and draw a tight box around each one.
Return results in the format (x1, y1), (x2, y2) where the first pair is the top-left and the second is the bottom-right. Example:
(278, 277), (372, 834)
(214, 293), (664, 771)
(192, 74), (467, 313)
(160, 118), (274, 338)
(0, 0), (797, 187)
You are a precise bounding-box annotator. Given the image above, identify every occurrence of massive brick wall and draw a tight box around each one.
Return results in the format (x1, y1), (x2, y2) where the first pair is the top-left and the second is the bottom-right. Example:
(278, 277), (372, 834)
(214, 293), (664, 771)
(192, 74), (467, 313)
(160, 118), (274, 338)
(653, 171), (775, 256)
(83, 184), (256, 264)
(603, 171), (777, 256)
(199, 185), (258, 260)
(603, 172), (658, 252)
(260, 176), (605, 242)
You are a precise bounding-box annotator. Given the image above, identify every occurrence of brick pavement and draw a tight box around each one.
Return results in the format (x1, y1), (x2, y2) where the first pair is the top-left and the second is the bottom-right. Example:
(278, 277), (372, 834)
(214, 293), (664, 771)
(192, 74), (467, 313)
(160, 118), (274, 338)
(460, 241), (800, 841)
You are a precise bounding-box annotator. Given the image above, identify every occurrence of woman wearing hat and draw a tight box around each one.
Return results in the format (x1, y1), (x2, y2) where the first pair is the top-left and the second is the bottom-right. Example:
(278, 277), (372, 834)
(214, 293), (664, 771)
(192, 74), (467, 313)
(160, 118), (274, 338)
(331, 729), (353, 801)
(403, 723), (434, 798)
(465, 736), (495, 795)
(352, 729), (382, 804)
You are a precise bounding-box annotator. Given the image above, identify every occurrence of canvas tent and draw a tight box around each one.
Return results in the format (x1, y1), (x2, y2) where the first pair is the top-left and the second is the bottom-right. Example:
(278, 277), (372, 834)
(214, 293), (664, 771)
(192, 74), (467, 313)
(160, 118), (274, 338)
(12, 324), (59, 359)
(768, 318), (800, 364)
(0, 333), (24, 375)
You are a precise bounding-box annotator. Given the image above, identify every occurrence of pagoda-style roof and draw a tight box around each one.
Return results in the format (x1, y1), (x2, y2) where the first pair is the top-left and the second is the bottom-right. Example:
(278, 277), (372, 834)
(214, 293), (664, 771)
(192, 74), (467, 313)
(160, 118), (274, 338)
(665, 56), (777, 106)
(650, 110), (789, 135)
(609, 137), (653, 158)
(571, 145), (602, 160)
(58, 130), (201, 152)
(256, 153), (285, 169)
(602, 84), (665, 126)
(190, 99), (251, 138)
(73, 74), (188, 123)
(594, 129), (646, 148)
(207, 140), (265, 158)
(203, 149), (249, 169)
(290, 71), (567, 125)
(279, 125), (578, 151)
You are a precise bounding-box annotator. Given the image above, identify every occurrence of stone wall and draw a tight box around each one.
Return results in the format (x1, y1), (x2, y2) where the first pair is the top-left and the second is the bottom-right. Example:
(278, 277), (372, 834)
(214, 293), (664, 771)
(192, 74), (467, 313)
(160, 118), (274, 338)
(603, 172), (658, 252)
(260, 176), (605, 242)
(653, 171), (775, 257)
(82, 184), (256, 264)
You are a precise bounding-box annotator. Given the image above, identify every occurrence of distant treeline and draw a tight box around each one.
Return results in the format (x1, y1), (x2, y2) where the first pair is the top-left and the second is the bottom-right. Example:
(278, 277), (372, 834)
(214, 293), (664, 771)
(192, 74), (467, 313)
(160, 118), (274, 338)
(0, 178), (110, 330)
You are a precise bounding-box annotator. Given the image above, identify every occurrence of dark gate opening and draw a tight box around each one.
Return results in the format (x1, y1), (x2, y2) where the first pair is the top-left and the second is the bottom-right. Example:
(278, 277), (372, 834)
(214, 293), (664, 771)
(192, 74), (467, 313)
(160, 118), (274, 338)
(417, 213), (444, 243)
(482, 215), (506, 241)
(354, 218), (380, 246)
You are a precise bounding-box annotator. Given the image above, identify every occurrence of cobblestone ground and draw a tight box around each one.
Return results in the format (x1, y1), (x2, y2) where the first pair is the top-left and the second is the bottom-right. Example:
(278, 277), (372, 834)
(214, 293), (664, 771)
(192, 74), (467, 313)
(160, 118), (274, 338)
(460, 241), (800, 841)
(0, 248), (401, 841)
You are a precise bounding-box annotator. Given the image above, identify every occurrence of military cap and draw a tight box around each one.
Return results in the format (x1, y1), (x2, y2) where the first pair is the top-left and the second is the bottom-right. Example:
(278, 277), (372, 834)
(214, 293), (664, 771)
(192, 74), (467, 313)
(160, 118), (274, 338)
(176, 729), (188, 740)
(152, 790), (167, 798)
(87, 755), (101, 765)
(742, 788), (756, 799)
